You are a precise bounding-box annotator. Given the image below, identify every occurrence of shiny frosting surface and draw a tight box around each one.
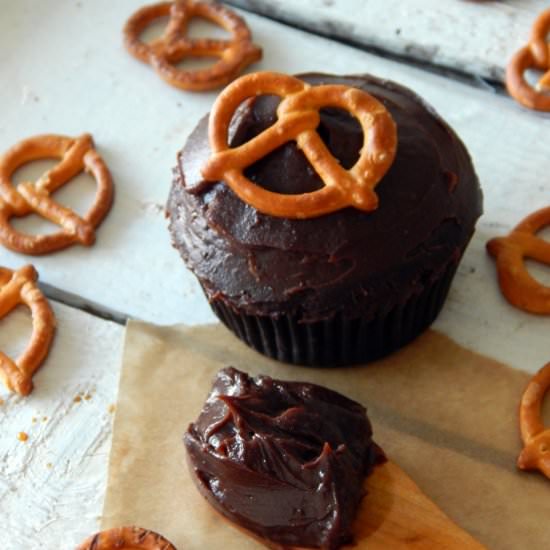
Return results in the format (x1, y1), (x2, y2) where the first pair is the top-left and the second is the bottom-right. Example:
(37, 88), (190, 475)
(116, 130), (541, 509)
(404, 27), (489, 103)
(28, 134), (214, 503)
(167, 73), (483, 321)
(184, 367), (382, 549)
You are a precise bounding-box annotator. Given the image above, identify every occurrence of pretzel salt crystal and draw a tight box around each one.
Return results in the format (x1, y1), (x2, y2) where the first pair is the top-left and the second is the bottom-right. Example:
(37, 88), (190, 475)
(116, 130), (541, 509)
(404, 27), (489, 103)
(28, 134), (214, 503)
(200, 72), (397, 219)
(486, 207), (550, 314)
(0, 265), (55, 396)
(506, 8), (550, 111)
(0, 134), (113, 255)
(123, 0), (262, 91)
(75, 526), (177, 550)
(518, 363), (550, 479)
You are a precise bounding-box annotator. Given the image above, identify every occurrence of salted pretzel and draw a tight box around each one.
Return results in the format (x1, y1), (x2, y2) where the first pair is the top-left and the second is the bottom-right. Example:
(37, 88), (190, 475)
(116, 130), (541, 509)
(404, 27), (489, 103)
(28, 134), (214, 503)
(506, 8), (550, 111)
(200, 72), (397, 219)
(123, 0), (262, 91)
(517, 363), (550, 479)
(0, 265), (55, 396)
(75, 526), (177, 550)
(0, 133), (113, 255)
(487, 207), (550, 314)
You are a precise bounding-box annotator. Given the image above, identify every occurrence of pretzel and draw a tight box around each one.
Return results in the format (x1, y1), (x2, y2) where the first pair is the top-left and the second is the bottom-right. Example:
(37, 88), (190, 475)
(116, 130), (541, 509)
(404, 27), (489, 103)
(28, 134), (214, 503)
(517, 363), (550, 479)
(506, 8), (550, 111)
(486, 207), (550, 314)
(75, 526), (177, 550)
(123, 0), (262, 91)
(0, 134), (114, 255)
(0, 265), (55, 396)
(200, 72), (397, 218)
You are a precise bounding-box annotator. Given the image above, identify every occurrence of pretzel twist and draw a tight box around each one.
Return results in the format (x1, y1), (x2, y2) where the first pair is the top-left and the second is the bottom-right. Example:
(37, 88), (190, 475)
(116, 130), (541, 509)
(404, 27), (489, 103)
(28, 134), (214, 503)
(75, 526), (177, 550)
(200, 72), (397, 219)
(123, 0), (262, 91)
(0, 265), (55, 396)
(0, 134), (114, 255)
(517, 363), (550, 479)
(506, 8), (550, 111)
(487, 207), (550, 314)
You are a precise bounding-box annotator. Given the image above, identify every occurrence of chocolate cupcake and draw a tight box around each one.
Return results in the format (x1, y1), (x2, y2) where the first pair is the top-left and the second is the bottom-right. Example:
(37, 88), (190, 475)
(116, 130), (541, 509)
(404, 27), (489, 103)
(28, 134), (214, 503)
(167, 72), (482, 366)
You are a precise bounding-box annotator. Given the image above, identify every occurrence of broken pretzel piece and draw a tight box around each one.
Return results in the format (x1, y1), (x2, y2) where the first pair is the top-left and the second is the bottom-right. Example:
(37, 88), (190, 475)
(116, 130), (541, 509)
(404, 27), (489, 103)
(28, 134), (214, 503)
(123, 0), (262, 91)
(506, 7), (550, 111)
(518, 362), (550, 479)
(200, 71), (397, 219)
(0, 265), (55, 396)
(75, 526), (177, 550)
(0, 133), (114, 255)
(486, 206), (550, 314)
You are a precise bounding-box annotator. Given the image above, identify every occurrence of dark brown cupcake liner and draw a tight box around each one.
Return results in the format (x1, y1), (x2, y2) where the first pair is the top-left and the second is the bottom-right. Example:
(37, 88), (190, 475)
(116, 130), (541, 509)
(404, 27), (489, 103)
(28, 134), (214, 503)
(207, 260), (458, 367)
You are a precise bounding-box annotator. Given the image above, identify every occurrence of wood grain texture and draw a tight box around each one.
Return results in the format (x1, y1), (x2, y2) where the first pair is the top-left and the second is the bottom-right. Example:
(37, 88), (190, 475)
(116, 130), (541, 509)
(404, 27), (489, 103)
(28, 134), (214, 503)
(0, 303), (123, 550)
(229, 0), (550, 82)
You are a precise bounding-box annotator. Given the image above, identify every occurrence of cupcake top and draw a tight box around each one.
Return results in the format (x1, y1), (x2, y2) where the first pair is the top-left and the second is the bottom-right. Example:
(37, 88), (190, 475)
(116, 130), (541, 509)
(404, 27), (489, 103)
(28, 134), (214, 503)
(184, 367), (383, 548)
(168, 73), (482, 321)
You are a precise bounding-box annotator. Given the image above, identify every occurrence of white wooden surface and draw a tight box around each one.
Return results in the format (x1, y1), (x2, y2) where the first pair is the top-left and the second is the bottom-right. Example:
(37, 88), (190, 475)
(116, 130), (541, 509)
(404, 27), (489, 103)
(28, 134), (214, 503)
(1, 1), (550, 549)
(230, 0), (550, 82)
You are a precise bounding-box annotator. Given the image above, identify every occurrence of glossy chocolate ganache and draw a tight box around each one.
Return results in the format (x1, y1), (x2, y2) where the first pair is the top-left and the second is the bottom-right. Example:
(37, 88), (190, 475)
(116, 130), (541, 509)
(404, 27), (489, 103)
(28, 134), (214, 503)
(184, 367), (383, 549)
(167, 73), (482, 324)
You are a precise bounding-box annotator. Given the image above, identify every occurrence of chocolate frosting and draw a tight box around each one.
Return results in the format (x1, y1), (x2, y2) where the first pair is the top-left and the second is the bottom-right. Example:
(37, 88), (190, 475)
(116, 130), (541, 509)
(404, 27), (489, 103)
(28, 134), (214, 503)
(167, 73), (483, 321)
(184, 367), (382, 549)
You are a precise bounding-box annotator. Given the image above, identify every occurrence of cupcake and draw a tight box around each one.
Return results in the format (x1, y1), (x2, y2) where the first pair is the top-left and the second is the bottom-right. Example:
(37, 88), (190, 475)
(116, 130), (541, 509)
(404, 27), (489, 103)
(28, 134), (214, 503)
(167, 72), (482, 366)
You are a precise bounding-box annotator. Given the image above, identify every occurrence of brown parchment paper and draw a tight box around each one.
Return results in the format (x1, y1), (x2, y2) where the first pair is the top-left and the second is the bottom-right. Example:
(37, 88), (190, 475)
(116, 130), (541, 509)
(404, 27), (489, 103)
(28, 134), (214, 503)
(101, 321), (550, 550)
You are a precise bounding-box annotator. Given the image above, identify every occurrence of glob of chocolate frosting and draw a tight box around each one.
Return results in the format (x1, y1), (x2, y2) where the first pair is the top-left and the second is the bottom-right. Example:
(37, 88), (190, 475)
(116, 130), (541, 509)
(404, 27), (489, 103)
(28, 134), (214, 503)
(167, 73), (482, 323)
(184, 367), (383, 549)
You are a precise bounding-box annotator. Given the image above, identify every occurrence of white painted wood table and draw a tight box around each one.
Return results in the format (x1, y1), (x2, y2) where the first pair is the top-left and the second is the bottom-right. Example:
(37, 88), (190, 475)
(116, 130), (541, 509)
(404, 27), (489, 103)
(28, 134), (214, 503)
(1, 1), (549, 548)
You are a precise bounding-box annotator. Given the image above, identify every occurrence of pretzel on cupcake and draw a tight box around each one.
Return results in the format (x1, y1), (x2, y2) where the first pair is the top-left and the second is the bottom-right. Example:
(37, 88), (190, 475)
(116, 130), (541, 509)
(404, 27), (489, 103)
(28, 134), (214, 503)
(200, 72), (397, 218)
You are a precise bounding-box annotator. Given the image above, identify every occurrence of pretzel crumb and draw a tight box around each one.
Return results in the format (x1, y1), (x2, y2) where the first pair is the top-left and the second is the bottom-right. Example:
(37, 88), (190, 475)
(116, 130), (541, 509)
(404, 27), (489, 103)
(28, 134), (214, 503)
(200, 72), (397, 218)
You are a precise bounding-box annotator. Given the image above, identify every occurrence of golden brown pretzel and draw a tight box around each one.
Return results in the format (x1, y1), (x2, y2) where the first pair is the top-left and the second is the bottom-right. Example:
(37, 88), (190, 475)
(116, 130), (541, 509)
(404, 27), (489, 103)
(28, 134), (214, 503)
(0, 265), (55, 396)
(123, 0), (262, 91)
(517, 363), (550, 479)
(200, 72), (397, 218)
(506, 8), (550, 111)
(486, 207), (550, 314)
(75, 526), (177, 550)
(0, 133), (114, 255)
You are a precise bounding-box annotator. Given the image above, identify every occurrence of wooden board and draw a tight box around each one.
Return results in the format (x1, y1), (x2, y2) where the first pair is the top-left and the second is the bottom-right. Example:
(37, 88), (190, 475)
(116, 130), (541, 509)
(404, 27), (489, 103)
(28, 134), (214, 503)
(0, 302), (123, 550)
(355, 461), (484, 549)
(229, 0), (550, 82)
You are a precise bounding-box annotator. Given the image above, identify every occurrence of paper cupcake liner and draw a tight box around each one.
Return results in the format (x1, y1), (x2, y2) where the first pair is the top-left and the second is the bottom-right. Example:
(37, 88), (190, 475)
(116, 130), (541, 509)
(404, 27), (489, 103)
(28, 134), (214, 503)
(208, 261), (458, 366)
